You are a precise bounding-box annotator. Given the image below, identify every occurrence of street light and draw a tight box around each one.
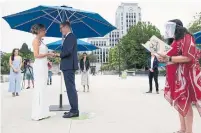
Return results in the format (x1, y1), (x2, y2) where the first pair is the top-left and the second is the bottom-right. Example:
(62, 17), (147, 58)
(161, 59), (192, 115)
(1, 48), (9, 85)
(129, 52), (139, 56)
(116, 39), (121, 77)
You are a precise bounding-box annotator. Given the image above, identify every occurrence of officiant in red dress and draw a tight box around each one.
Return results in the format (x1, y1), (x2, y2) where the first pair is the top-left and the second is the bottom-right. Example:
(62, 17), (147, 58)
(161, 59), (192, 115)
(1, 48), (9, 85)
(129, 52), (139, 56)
(157, 19), (201, 133)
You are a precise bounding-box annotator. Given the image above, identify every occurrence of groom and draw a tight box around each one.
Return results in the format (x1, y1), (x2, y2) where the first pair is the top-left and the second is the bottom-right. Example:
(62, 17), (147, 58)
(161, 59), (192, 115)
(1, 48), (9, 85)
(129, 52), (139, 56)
(56, 21), (79, 118)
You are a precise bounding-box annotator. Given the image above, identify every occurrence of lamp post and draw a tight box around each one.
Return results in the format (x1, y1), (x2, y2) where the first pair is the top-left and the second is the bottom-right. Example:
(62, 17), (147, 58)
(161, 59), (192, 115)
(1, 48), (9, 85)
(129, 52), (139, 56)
(117, 39), (121, 77)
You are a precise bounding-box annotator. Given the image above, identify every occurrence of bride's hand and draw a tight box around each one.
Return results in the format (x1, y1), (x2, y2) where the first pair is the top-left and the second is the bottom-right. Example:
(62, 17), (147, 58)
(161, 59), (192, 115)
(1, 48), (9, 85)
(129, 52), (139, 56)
(47, 52), (55, 57)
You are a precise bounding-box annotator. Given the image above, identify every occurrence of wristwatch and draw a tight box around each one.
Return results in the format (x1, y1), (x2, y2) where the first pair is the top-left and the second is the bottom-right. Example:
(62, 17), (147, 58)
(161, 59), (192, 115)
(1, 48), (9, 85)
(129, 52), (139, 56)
(168, 56), (172, 62)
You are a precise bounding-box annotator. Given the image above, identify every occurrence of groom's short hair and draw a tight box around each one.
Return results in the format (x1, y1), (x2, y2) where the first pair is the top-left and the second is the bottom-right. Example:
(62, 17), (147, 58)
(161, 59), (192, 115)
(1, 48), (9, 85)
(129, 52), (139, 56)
(60, 21), (71, 28)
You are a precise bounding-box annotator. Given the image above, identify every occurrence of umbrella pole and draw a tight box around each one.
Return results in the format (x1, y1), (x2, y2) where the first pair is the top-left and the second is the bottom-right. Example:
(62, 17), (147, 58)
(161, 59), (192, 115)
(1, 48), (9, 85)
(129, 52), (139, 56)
(49, 35), (71, 111)
(59, 72), (63, 108)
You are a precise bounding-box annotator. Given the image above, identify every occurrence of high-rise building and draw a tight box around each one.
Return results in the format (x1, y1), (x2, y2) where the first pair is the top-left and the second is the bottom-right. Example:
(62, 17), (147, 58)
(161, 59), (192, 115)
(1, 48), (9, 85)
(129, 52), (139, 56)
(116, 3), (141, 37)
(87, 3), (141, 71)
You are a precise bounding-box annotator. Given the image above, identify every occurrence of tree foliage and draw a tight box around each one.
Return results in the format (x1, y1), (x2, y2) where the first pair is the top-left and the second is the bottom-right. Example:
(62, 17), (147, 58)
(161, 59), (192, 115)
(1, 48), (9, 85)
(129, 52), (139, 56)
(188, 12), (201, 33)
(1, 53), (11, 74)
(19, 43), (34, 60)
(109, 22), (161, 70)
(108, 47), (124, 70)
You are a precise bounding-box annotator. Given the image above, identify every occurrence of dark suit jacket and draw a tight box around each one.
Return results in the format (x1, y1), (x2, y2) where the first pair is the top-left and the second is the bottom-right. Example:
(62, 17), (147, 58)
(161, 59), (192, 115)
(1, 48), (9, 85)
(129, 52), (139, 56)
(60, 33), (78, 71)
(80, 59), (90, 71)
(147, 57), (159, 70)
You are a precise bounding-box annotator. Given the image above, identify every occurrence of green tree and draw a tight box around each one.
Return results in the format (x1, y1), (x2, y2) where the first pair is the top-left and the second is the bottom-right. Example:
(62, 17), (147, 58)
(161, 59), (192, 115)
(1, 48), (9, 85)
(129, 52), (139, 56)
(108, 47), (124, 70)
(19, 43), (34, 60)
(120, 22), (161, 69)
(1, 53), (11, 74)
(20, 43), (31, 53)
(188, 12), (201, 33)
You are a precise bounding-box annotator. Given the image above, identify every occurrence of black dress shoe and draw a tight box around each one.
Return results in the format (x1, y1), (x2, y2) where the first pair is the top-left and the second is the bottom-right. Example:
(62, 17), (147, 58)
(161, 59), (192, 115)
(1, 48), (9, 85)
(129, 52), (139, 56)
(156, 91), (159, 94)
(26, 87), (30, 89)
(63, 112), (79, 118)
(146, 91), (152, 93)
(64, 112), (70, 115)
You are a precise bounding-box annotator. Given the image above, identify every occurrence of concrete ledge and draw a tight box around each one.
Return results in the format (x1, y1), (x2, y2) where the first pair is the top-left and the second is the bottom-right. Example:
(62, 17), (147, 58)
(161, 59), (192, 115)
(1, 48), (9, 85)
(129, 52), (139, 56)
(0, 75), (9, 83)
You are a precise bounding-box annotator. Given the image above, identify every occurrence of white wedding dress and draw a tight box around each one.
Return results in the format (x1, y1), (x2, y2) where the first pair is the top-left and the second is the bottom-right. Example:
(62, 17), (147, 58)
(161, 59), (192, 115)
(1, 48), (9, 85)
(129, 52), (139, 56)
(31, 42), (55, 120)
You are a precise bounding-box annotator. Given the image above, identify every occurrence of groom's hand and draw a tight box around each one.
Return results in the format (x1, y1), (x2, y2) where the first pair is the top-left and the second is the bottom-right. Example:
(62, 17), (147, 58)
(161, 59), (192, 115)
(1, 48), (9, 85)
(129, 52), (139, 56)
(55, 53), (60, 57)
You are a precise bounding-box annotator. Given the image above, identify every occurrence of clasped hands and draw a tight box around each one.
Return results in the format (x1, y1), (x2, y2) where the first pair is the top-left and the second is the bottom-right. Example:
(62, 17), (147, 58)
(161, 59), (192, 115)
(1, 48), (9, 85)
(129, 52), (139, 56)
(13, 68), (20, 73)
(47, 52), (60, 57)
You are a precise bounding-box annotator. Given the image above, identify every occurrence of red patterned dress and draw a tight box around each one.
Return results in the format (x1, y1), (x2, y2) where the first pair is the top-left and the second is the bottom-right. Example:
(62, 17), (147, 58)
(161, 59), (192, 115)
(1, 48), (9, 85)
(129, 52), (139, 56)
(164, 34), (201, 117)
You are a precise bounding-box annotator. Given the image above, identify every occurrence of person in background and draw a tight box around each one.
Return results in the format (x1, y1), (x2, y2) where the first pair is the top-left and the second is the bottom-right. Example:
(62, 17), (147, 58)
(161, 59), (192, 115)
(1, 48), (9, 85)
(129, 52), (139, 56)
(80, 53), (90, 92)
(157, 19), (201, 133)
(47, 60), (53, 85)
(25, 60), (34, 89)
(8, 48), (22, 97)
(146, 52), (159, 94)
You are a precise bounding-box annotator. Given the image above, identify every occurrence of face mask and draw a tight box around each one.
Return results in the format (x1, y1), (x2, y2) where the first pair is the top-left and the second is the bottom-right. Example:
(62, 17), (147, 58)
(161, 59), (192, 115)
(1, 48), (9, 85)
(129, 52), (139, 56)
(164, 22), (176, 39)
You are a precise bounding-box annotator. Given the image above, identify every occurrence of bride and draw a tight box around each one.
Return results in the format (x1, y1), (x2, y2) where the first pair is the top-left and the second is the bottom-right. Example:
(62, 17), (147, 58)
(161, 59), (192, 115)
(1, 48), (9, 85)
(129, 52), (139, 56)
(31, 24), (56, 121)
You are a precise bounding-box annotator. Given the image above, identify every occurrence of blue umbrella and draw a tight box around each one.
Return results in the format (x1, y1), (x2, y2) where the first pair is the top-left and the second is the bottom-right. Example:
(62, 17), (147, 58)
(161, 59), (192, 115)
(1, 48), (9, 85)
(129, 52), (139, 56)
(194, 30), (201, 44)
(193, 31), (201, 49)
(47, 39), (99, 51)
(2, 5), (116, 38)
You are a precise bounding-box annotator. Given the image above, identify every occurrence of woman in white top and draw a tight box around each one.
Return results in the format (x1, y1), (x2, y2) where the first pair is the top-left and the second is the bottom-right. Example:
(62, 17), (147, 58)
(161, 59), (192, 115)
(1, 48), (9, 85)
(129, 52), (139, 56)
(80, 53), (90, 92)
(31, 24), (56, 121)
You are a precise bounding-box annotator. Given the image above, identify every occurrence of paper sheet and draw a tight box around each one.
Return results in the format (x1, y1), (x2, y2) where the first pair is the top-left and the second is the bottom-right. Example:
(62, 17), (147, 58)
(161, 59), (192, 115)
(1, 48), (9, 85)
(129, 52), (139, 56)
(141, 35), (172, 53)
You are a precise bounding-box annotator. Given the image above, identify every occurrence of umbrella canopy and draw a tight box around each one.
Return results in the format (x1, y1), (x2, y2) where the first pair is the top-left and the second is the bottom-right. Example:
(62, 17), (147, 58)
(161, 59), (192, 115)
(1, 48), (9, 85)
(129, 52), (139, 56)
(193, 31), (201, 49)
(47, 39), (99, 51)
(2, 5), (116, 38)
(194, 30), (201, 44)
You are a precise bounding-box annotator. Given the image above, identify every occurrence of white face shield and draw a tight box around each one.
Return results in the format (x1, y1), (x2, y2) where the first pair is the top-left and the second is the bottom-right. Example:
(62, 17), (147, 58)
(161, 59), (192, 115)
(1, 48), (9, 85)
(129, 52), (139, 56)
(164, 22), (176, 39)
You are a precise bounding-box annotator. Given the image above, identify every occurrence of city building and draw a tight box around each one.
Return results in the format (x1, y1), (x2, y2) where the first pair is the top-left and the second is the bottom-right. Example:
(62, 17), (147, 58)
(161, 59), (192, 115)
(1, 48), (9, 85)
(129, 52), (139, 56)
(115, 3), (141, 37)
(87, 3), (141, 71)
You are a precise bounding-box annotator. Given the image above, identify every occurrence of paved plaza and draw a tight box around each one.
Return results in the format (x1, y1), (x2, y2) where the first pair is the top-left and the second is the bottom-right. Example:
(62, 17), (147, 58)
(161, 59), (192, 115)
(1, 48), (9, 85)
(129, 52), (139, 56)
(1, 75), (201, 133)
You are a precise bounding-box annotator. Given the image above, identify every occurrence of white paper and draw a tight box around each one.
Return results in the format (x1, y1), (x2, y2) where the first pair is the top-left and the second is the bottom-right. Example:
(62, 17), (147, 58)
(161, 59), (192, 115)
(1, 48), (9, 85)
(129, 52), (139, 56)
(141, 35), (172, 53)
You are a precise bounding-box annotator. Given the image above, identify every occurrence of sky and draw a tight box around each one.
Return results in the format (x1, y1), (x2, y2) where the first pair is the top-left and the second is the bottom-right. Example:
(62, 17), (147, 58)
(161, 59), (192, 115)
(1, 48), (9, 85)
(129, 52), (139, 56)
(0, 0), (201, 52)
